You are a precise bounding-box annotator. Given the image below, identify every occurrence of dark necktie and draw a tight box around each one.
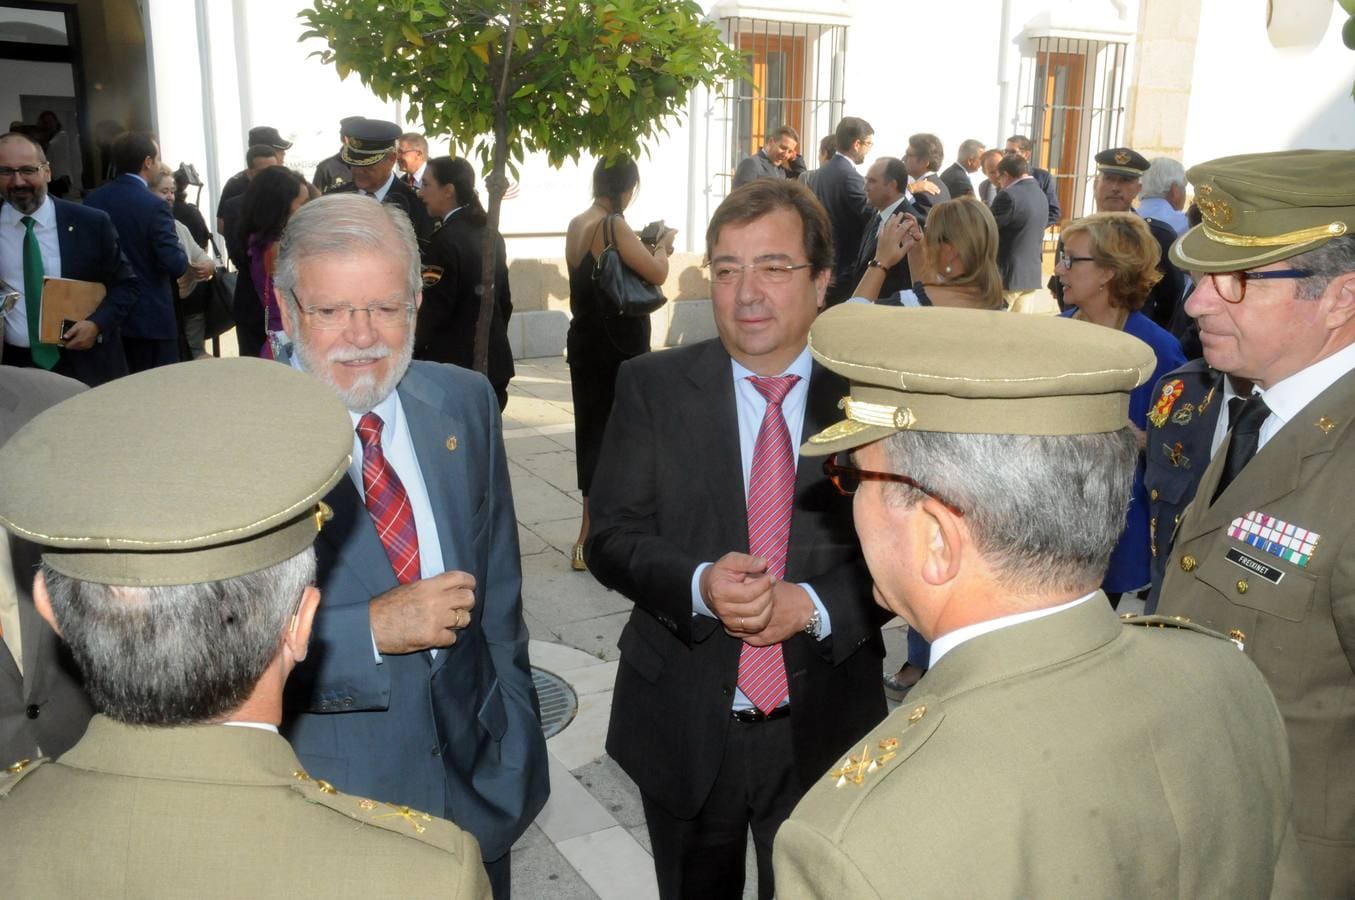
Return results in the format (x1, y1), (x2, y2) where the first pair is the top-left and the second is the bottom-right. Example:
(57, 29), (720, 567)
(356, 412), (422, 583)
(1212, 393), (1271, 503)
(20, 216), (58, 369)
(404, 172), (416, 189)
(737, 375), (799, 714)
(1226, 396), (1246, 431)
(856, 215), (881, 274)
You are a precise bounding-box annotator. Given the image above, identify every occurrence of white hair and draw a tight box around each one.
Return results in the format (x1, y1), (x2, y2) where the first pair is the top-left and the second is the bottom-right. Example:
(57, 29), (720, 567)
(1141, 158), (1186, 199)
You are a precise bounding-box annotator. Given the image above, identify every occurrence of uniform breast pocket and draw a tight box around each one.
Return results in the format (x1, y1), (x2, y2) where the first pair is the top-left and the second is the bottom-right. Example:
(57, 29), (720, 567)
(1194, 540), (1317, 623)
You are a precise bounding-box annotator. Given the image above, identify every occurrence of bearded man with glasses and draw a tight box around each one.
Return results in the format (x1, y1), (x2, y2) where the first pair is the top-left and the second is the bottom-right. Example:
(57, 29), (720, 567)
(273, 194), (547, 899)
(587, 178), (888, 899)
(1155, 149), (1355, 898)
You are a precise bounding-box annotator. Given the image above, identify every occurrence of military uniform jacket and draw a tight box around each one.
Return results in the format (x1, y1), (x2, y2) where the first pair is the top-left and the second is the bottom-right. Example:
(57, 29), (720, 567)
(773, 597), (1293, 899)
(1144, 358), (1224, 611)
(0, 716), (490, 899)
(1159, 365), (1355, 898)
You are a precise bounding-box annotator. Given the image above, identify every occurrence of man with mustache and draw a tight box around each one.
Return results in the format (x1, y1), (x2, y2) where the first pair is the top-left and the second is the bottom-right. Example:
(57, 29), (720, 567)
(0, 132), (134, 385)
(275, 194), (547, 899)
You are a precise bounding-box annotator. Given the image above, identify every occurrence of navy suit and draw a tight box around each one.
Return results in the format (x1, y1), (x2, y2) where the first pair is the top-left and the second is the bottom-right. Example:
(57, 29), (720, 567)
(47, 199), (135, 386)
(1032, 167), (1062, 226)
(83, 174), (187, 355)
(1144, 359), (1224, 612)
(283, 361), (548, 890)
(810, 155), (874, 307)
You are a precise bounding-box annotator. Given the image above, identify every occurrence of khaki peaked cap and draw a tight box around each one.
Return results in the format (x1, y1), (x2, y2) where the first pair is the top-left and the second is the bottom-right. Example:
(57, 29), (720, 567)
(1171, 149), (1355, 271)
(802, 305), (1156, 456)
(0, 357), (352, 586)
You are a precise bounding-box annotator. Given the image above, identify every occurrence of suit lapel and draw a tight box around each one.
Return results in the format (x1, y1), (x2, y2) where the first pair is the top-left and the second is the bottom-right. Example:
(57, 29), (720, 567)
(1178, 368), (1355, 542)
(785, 363), (843, 572)
(53, 200), (74, 268)
(685, 341), (748, 551)
(318, 474), (394, 603)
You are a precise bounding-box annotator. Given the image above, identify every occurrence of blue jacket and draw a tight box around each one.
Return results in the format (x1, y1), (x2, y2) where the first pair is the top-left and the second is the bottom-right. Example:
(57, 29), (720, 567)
(49, 198), (136, 385)
(83, 174), (187, 340)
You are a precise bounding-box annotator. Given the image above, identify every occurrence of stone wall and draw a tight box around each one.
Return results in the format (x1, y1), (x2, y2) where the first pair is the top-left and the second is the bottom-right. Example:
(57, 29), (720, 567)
(1123, 0), (1206, 160)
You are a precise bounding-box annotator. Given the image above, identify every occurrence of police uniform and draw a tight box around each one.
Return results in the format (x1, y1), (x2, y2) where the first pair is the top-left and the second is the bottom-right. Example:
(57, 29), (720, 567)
(769, 304), (1295, 899)
(311, 116), (362, 193)
(1143, 358), (1224, 611)
(1159, 150), (1355, 898)
(0, 359), (491, 898)
(323, 118), (433, 244)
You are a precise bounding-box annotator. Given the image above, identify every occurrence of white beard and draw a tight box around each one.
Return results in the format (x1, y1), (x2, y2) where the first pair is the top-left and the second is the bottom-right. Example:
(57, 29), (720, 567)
(292, 328), (414, 413)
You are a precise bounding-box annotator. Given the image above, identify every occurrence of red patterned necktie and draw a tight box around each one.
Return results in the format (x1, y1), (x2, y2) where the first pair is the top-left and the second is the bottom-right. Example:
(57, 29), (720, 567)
(737, 374), (800, 714)
(356, 412), (421, 584)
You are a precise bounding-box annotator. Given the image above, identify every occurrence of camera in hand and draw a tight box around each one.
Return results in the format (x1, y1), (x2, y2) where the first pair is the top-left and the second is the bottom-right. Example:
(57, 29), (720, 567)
(639, 220), (666, 247)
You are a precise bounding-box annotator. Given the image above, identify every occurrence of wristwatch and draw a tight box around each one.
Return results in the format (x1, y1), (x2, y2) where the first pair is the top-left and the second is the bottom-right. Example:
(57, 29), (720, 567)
(804, 609), (823, 641)
(866, 258), (889, 271)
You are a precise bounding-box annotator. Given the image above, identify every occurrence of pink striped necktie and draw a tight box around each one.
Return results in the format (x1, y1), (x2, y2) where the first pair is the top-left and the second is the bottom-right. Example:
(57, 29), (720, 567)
(737, 374), (800, 714)
(356, 412), (422, 584)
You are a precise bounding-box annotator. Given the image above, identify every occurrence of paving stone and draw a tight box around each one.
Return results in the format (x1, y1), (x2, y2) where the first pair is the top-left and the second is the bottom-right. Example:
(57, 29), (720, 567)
(547, 689), (612, 770)
(512, 822), (550, 851)
(535, 755), (617, 844)
(556, 827), (659, 900)
(524, 516), (585, 556)
(510, 841), (598, 900)
(521, 554), (631, 628)
(515, 451), (580, 496)
(552, 611), (630, 661)
(518, 522), (549, 556)
(510, 464), (582, 526)
(504, 434), (572, 457)
(571, 757), (645, 829)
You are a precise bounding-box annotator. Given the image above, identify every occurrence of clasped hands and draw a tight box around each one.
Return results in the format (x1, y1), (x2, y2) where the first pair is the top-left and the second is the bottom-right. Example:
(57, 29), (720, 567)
(874, 212), (925, 272)
(700, 551), (813, 647)
(370, 570), (477, 655)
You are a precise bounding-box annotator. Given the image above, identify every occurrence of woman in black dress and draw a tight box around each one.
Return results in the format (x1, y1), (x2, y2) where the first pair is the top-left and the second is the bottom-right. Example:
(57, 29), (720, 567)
(564, 157), (676, 570)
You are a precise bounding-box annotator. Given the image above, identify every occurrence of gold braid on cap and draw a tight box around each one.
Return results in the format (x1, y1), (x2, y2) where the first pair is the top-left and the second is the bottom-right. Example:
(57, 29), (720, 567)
(1202, 221), (1347, 248)
(840, 396), (917, 430)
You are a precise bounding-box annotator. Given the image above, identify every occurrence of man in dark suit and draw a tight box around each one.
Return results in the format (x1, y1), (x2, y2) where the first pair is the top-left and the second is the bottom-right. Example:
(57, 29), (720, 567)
(0, 133), (133, 386)
(215, 146), (281, 359)
(277, 194), (547, 899)
(939, 139), (984, 200)
(810, 116), (875, 307)
(0, 367), (95, 766)
(217, 126), (291, 207)
(851, 156), (918, 299)
(587, 179), (887, 899)
(415, 157), (514, 410)
(733, 125), (798, 189)
(1004, 134), (1061, 226)
(312, 116), (361, 193)
(902, 133), (951, 227)
(991, 154), (1048, 305)
(325, 119), (433, 248)
(84, 132), (188, 371)
(978, 148), (1003, 206)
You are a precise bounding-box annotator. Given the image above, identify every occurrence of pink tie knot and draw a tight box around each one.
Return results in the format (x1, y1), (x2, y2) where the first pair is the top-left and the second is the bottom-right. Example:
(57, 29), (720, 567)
(749, 374), (800, 406)
(356, 412), (384, 450)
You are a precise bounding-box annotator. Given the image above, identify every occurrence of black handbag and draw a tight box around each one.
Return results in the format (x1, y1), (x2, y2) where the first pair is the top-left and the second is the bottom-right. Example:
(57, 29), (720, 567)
(203, 265), (237, 339)
(592, 215), (667, 318)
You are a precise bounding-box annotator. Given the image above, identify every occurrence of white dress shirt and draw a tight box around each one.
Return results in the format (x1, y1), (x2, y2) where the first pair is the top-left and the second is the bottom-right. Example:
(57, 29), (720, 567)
(0, 196), (62, 347)
(689, 346), (832, 711)
(929, 591), (1100, 667)
(1253, 341), (1355, 451)
(1210, 374), (1245, 458)
(366, 170), (396, 202)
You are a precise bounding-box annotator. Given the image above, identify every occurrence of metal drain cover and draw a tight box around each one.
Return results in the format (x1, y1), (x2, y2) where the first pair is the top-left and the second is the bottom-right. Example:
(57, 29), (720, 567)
(532, 667), (578, 738)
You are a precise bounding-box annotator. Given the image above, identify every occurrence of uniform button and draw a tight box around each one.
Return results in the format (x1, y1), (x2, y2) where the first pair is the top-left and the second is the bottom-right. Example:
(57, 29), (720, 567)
(1236, 579), (1249, 595)
(1180, 555), (1198, 572)
(343, 698), (354, 708)
(1150, 488), (1159, 501)
(431, 746), (442, 756)
(907, 704), (927, 724)
(25, 704), (39, 719)
(1228, 628), (1246, 644)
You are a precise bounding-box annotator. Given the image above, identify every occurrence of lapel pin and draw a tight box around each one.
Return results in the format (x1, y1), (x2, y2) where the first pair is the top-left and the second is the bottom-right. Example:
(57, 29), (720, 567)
(1317, 417), (1336, 434)
(445, 436), (458, 451)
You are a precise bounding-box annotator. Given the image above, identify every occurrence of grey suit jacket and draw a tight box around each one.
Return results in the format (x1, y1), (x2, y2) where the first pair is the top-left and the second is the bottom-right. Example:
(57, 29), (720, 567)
(282, 361), (548, 863)
(991, 177), (1048, 291)
(0, 368), (94, 765)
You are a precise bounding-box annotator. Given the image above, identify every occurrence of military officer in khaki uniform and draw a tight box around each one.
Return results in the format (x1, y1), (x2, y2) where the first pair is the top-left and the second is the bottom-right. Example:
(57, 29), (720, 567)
(771, 304), (1295, 898)
(0, 358), (490, 899)
(1159, 149), (1355, 898)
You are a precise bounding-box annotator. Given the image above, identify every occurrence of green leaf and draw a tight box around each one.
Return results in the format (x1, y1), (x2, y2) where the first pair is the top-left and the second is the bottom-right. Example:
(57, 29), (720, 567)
(401, 23), (425, 47)
(616, 74), (634, 96)
(512, 82), (537, 99)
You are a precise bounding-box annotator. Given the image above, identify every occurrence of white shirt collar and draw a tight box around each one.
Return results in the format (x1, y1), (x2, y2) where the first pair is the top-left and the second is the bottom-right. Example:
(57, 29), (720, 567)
(0, 193), (55, 229)
(221, 721), (280, 734)
(929, 590), (1100, 667)
(371, 170), (396, 202)
(878, 195), (906, 222)
(1255, 341), (1355, 442)
(729, 343), (813, 383)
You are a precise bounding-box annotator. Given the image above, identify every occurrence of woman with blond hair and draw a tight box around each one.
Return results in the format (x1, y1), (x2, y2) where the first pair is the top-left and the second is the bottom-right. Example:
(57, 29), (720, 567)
(853, 197), (1005, 310)
(1056, 211), (1186, 605)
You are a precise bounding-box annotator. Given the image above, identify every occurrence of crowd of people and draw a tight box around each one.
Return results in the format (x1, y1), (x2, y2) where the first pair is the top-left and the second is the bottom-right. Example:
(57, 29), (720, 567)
(0, 105), (1352, 900)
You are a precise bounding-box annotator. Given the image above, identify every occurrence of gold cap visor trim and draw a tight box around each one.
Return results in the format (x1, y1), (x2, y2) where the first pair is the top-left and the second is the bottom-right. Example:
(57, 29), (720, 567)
(1170, 223), (1339, 272)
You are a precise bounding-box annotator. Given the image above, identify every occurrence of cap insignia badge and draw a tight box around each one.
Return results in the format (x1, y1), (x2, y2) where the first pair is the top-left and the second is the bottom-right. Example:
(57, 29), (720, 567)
(1196, 185), (1234, 227)
(1114, 151), (1130, 165)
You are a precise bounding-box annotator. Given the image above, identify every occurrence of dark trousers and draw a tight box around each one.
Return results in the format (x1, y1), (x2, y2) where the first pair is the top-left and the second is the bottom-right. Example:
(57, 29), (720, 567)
(484, 852), (510, 900)
(641, 715), (799, 900)
(122, 336), (179, 373)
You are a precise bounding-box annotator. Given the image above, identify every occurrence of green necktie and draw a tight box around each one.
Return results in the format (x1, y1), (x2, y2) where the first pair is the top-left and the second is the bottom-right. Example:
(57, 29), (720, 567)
(20, 216), (59, 369)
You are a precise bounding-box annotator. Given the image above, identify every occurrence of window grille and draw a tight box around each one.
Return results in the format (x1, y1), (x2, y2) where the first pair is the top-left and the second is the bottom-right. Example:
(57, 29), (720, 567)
(1015, 36), (1129, 226)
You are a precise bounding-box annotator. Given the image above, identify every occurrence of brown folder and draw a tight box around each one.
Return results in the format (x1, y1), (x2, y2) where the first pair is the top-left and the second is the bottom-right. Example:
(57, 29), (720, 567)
(39, 277), (105, 343)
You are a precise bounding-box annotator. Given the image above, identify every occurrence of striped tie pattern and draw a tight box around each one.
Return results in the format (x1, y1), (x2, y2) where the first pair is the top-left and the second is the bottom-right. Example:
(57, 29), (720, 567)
(357, 412), (421, 584)
(737, 374), (800, 714)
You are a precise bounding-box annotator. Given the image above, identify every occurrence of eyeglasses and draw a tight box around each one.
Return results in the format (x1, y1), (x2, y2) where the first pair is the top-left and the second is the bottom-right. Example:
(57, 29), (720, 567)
(822, 454), (965, 517)
(293, 297), (416, 330)
(1202, 268), (1313, 304)
(708, 262), (813, 284)
(0, 164), (47, 179)
(1056, 252), (1096, 268)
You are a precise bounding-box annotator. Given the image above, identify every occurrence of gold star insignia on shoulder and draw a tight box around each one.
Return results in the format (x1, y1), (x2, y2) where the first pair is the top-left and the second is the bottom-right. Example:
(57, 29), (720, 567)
(373, 803), (434, 834)
(1317, 417), (1336, 434)
(6, 758), (32, 775)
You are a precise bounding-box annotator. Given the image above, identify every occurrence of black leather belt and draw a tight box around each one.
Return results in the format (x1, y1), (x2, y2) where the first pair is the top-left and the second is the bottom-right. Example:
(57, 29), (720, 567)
(731, 706), (790, 724)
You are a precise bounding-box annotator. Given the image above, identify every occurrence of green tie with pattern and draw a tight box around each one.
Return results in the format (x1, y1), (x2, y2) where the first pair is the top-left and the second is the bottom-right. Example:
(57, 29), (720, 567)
(20, 216), (59, 369)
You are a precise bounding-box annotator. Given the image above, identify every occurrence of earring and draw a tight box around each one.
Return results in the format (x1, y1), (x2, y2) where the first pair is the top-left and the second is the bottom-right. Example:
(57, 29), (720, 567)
(944, 265), (953, 274)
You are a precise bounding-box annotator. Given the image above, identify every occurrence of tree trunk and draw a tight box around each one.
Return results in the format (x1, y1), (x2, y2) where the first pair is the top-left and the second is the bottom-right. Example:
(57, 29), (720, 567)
(472, 1), (521, 377)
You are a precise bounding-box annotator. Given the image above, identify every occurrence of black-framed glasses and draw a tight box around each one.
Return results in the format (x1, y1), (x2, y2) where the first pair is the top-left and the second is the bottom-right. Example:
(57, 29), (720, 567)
(707, 261), (812, 284)
(1202, 269), (1312, 304)
(1056, 252), (1096, 268)
(823, 454), (965, 517)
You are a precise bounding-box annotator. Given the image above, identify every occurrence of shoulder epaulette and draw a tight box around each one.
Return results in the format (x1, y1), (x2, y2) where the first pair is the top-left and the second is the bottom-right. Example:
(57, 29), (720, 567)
(286, 768), (469, 856)
(1120, 613), (1237, 646)
(0, 757), (48, 797)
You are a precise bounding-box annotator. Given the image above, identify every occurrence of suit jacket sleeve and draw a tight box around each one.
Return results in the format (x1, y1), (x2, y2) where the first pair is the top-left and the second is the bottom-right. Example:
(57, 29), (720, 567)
(150, 200), (189, 278)
(1043, 174), (1062, 226)
(586, 360), (708, 645)
(989, 189), (1016, 228)
(86, 211), (138, 333)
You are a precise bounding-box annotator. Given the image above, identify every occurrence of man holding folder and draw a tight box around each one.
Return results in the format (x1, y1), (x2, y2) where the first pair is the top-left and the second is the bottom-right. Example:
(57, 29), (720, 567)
(0, 132), (134, 386)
